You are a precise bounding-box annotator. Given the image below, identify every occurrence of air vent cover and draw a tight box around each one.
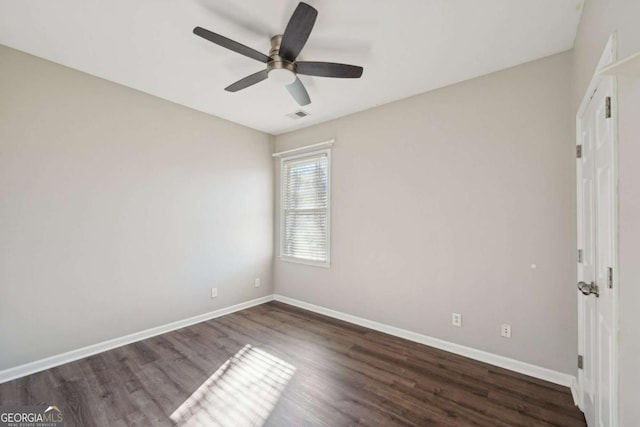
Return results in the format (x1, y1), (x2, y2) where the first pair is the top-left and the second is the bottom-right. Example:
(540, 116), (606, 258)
(287, 110), (310, 119)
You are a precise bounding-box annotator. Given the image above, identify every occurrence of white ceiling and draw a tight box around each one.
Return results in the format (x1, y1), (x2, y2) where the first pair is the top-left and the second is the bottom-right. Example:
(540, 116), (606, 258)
(0, 0), (583, 135)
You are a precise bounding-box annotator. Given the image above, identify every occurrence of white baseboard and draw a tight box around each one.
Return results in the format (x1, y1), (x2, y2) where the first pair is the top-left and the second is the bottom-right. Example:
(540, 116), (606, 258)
(570, 377), (580, 408)
(273, 294), (579, 404)
(1, 293), (580, 407)
(0, 295), (274, 384)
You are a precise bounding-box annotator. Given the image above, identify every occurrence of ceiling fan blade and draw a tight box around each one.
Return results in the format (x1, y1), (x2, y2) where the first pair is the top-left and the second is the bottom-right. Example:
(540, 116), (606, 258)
(193, 26), (270, 63)
(296, 61), (363, 78)
(225, 69), (269, 92)
(279, 2), (318, 61)
(286, 77), (311, 106)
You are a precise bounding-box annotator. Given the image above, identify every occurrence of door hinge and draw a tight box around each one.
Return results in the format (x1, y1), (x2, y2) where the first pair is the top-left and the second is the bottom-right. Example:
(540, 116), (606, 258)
(608, 267), (613, 289)
(576, 145), (583, 159)
(605, 96), (612, 118)
(577, 249), (583, 263)
(578, 355), (584, 370)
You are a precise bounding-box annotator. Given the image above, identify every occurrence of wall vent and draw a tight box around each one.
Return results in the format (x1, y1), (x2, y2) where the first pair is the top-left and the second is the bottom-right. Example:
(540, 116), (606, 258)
(287, 110), (310, 119)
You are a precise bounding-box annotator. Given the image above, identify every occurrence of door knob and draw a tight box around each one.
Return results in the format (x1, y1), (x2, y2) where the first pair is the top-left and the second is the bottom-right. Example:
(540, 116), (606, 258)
(577, 281), (599, 297)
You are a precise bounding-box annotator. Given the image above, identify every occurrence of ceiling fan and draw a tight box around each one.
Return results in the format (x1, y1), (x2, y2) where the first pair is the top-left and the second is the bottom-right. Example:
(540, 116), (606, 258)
(193, 2), (364, 106)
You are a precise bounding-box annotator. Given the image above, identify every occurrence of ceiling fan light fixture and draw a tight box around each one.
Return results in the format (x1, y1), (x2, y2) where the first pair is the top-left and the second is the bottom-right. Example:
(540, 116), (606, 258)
(268, 68), (297, 85)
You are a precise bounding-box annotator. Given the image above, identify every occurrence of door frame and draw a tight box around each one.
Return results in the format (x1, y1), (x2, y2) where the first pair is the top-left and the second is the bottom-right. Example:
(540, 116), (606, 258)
(575, 33), (619, 425)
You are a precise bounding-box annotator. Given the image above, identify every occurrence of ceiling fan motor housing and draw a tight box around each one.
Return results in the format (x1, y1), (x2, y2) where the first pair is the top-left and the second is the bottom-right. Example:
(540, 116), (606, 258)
(267, 35), (297, 85)
(268, 35), (296, 74)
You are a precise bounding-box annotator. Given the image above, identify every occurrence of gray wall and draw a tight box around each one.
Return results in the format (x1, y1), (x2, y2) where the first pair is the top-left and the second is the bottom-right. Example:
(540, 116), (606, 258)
(572, 0), (640, 424)
(274, 52), (576, 375)
(0, 45), (274, 371)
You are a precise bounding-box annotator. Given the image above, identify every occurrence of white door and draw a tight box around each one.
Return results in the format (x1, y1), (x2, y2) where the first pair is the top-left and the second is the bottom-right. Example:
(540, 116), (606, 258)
(577, 75), (618, 427)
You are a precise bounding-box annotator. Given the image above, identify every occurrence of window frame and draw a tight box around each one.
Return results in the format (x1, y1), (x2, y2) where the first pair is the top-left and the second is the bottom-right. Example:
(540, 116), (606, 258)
(279, 148), (331, 268)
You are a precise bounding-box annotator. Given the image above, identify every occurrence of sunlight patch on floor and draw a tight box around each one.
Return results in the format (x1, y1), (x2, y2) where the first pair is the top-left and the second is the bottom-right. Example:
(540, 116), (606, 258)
(170, 344), (296, 426)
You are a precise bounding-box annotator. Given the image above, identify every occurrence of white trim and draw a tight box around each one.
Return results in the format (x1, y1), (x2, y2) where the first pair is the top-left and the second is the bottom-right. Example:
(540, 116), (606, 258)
(599, 51), (640, 77)
(1, 293), (581, 407)
(577, 33), (617, 116)
(279, 148), (331, 268)
(0, 295), (274, 384)
(278, 255), (331, 268)
(273, 294), (579, 399)
(272, 139), (334, 158)
(571, 377), (580, 408)
(575, 32), (620, 423)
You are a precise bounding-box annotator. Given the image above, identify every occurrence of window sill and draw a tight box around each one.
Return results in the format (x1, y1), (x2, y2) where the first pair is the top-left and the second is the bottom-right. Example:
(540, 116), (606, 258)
(278, 256), (331, 269)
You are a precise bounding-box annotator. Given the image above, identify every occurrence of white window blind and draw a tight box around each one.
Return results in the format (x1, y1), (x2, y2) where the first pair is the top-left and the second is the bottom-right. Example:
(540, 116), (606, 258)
(280, 150), (330, 266)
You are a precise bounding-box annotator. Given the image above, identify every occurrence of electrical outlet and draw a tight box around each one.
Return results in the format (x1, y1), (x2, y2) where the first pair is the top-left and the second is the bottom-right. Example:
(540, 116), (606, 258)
(254, 278), (261, 288)
(211, 288), (218, 298)
(452, 313), (462, 327)
(501, 324), (511, 338)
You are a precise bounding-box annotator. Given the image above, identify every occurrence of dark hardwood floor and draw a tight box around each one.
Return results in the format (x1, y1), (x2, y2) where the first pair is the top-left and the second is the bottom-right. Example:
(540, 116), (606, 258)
(0, 301), (585, 426)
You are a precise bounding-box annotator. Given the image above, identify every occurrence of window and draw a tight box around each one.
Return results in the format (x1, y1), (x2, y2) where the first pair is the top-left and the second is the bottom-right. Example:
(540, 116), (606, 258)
(280, 149), (330, 266)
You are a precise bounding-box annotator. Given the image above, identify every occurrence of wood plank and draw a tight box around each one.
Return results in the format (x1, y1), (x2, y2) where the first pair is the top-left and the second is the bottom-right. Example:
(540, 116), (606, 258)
(0, 301), (585, 426)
